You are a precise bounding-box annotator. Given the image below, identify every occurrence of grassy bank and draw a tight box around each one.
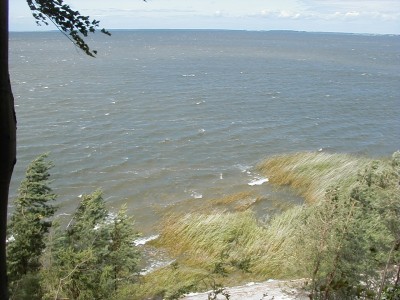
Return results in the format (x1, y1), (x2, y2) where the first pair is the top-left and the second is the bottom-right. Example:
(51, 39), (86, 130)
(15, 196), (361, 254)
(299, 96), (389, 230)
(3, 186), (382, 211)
(118, 209), (306, 299)
(120, 151), (400, 299)
(257, 152), (371, 203)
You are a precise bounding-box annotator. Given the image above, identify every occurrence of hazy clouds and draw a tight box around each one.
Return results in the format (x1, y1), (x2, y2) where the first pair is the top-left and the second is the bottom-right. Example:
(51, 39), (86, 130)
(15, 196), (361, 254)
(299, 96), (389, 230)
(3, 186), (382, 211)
(10, 0), (400, 34)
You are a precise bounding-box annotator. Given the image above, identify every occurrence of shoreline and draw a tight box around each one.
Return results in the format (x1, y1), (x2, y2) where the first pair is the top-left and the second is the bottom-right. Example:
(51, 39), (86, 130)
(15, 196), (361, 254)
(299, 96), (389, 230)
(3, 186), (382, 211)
(182, 279), (309, 300)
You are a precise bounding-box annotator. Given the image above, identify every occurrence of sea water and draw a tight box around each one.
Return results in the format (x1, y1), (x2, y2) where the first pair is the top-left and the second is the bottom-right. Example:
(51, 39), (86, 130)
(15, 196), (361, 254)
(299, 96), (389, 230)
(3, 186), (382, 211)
(9, 30), (400, 232)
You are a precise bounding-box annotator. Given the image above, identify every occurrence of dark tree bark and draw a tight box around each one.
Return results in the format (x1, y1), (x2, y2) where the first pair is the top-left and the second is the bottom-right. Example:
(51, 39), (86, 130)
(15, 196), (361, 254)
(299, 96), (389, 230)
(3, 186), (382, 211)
(0, 0), (17, 298)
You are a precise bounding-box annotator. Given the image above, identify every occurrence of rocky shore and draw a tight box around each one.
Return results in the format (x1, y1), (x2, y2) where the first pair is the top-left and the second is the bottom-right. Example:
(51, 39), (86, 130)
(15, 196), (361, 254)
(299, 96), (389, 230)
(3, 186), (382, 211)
(182, 279), (309, 300)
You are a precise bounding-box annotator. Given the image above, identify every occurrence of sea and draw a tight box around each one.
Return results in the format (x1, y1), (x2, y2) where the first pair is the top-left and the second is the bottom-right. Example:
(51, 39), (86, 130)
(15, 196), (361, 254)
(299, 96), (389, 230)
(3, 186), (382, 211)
(8, 30), (400, 234)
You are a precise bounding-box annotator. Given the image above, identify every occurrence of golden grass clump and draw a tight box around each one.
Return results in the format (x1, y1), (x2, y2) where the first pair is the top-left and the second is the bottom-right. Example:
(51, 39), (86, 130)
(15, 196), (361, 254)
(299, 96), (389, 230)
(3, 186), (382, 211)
(257, 152), (371, 202)
(135, 152), (396, 298)
(156, 208), (307, 279)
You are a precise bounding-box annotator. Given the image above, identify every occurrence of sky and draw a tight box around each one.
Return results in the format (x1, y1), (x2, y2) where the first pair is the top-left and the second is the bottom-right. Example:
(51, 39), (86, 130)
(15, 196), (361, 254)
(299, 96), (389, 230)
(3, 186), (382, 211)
(10, 0), (400, 34)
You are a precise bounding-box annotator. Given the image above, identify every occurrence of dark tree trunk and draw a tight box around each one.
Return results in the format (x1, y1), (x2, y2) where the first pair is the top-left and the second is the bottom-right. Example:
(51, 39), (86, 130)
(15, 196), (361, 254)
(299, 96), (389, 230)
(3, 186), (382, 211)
(0, 0), (17, 298)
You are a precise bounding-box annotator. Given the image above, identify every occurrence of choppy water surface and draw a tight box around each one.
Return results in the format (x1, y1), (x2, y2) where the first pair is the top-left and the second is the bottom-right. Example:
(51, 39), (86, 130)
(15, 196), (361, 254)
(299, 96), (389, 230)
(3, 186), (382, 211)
(9, 30), (400, 232)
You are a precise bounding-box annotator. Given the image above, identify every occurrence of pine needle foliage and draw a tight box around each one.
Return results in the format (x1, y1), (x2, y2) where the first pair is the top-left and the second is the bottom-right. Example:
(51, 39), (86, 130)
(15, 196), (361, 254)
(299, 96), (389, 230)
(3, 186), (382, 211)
(7, 153), (57, 299)
(42, 190), (141, 300)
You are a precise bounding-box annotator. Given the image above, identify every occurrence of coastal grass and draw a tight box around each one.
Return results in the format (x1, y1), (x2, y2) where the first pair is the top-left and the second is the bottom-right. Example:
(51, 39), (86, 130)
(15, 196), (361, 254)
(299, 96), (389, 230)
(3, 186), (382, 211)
(160, 191), (267, 218)
(132, 151), (399, 298)
(257, 152), (371, 202)
(155, 207), (307, 280)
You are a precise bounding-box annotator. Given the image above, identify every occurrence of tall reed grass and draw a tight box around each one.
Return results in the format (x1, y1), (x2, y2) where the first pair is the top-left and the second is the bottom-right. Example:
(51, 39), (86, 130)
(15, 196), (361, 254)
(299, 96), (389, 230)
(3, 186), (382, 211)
(131, 152), (397, 298)
(257, 152), (370, 202)
(157, 207), (307, 279)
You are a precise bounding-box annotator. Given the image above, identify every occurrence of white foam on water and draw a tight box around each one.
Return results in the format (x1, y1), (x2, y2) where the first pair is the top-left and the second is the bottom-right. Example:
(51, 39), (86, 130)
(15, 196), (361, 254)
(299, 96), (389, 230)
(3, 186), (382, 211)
(140, 259), (175, 275)
(185, 189), (203, 199)
(134, 234), (160, 246)
(57, 213), (71, 216)
(235, 164), (252, 173)
(191, 191), (203, 199)
(248, 177), (269, 186)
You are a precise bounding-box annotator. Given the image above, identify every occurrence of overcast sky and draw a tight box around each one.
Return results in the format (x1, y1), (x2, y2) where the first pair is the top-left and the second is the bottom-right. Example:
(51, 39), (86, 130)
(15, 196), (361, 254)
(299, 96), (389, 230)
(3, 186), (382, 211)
(10, 0), (400, 34)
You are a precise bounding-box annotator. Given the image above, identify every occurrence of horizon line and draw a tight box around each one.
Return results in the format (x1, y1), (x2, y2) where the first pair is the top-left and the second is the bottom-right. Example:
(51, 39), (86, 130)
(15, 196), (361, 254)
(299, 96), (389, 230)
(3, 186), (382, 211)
(9, 28), (399, 36)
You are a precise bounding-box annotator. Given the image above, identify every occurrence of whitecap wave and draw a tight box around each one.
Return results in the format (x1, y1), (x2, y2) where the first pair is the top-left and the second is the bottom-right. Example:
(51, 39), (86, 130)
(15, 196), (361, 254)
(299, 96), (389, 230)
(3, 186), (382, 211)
(248, 177), (269, 186)
(235, 164), (252, 173)
(133, 234), (160, 246)
(191, 191), (203, 199)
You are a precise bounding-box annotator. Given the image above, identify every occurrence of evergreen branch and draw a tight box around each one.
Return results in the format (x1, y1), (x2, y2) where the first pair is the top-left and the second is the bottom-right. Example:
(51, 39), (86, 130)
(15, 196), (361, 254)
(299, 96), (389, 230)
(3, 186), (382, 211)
(54, 254), (92, 300)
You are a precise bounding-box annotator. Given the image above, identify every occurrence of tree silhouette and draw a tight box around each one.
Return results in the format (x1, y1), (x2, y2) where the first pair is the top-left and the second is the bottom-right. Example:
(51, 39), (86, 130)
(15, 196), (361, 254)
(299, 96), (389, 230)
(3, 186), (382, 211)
(0, 0), (123, 298)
